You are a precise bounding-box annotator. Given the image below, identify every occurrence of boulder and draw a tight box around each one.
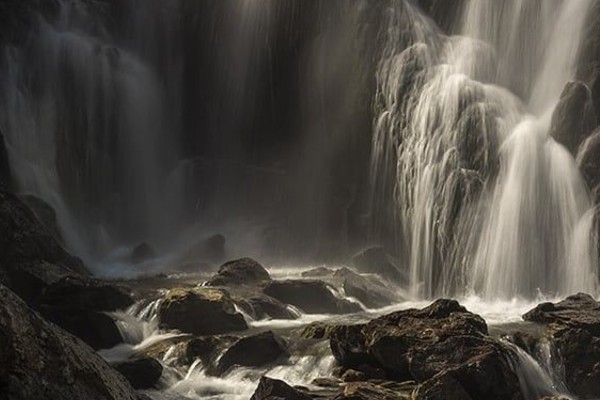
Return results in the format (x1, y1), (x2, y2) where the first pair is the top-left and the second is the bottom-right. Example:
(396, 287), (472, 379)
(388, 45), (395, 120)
(113, 357), (163, 389)
(237, 295), (297, 320)
(130, 242), (156, 264)
(206, 257), (271, 286)
(329, 300), (521, 400)
(301, 322), (336, 340)
(523, 293), (600, 398)
(334, 267), (398, 309)
(413, 373), (473, 400)
(157, 287), (247, 335)
(301, 266), (335, 278)
(250, 376), (312, 400)
(0, 284), (139, 400)
(352, 247), (406, 284)
(551, 81), (597, 154)
(263, 280), (361, 314)
(217, 331), (289, 373)
(40, 276), (133, 312)
(0, 189), (88, 304)
(39, 306), (123, 350)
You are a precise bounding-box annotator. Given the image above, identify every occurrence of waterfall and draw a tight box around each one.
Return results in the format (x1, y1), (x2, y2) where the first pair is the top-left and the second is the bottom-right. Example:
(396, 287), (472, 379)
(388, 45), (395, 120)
(371, 0), (599, 299)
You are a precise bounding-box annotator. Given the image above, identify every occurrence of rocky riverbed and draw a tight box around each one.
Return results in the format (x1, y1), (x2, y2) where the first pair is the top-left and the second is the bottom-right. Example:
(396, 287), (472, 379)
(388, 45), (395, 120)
(0, 189), (598, 400)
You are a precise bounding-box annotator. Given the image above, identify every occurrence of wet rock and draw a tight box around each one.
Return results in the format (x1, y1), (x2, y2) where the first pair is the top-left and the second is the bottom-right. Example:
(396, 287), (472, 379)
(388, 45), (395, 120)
(263, 280), (361, 314)
(577, 128), (600, 191)
(301, 322), (336, 340)
(341, 365), (387, 382)
(0, 189), (88, 304)
(523, 293), (600, 334)
(250, 376), (312, 400)
(183, 335), (239, 369)
(157, 287), (247, 335)
(0, 284), (139, 400)
(551, 81), (597, 154)
(113, 357), (163, 389)
(41, 276), (133, 311)
(333, 381), (412, 400)
(414, 373), (473, 400)
(18, 193), (63, 242)
(206, 257), (271, 286)
(334, 267), (398, 309)
(130, 242), (156, 264)
(217, 331), (289, 373)
(39, 305), (123, 350)
(352, 247), (406, 284)
(329, 300), (520, 400)
(237, 294), (296, 320)
(523, 293), (600, 398)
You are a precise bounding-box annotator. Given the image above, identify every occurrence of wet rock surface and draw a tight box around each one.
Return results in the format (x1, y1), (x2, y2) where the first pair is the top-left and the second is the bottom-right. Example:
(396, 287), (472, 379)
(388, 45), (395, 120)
(113, 357), (163, 389)
(352, 247), (406, 284)
(237, 294), (297, 320)
(523, 293), (600, 398)
(217, 330), (290, 373)
(329, 300), (521, 400)
(157, 287), (248, 335)
(0, 284), (139, 400)
(334, 267), (398, 309)
(250, 376), (313, 400)
(263, 279), (362, 314)
(206, 257), (271, 286)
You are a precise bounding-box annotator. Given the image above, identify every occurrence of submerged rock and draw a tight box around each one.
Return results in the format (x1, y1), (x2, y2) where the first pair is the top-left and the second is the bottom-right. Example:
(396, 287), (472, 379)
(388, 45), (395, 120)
(352, 247), (406, 284)
(206, 257), (271, 286)
(237, 294), (297, 320)
(157, 287), (247, 335)
(0, 284), (139, 400)
(263, 279), (361, 314)
(217, 331), (289, 373)
(113, 357), (163, 389)
(523, 293), (600, 398)
(329, 300), (521, 400)
(250, 376), (312, 400)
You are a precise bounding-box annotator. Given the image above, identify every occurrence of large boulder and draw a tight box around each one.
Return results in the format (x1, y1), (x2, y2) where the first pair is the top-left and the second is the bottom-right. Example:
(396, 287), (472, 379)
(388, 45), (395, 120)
(352, 247), (406, 284)
(113, 357), (163, 389)
(523, 293), (600, 398)
(250, 376), (312, 400)
(157, 287), (248, 335)
(206, 257), (271, 286)
(329, 300), (521, 400)
(217, 331), (289, 373)
(263, 280), (361, 314)
(577, 127), (600, 191)
(0, 284), (139, 400)
(0, 189), (88, 304)
(551, 81), (597, 155)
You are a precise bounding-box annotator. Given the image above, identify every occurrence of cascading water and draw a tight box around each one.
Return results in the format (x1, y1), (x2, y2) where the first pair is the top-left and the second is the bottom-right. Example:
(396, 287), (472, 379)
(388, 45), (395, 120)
(371, 0), (600, 299)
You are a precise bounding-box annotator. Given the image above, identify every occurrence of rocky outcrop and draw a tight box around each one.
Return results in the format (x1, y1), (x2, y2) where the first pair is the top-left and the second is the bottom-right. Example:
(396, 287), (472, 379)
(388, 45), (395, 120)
(0, 284), (139, 400)
(157, 287), (247, 335)
(113, 357), (163, 389)
(250, 376), (312, 400)
(263, 280), (361, 314)
(206, 257), (271, 286)
(523, 293), (600, 398)
(352, 247), (406, 284)
(551, 81), (597, 155)
(217, 331), (289, 373)
(329, 300), (521, 400)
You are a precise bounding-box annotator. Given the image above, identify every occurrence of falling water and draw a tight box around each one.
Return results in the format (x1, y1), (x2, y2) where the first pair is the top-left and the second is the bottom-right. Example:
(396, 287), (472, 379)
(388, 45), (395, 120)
(371, 0), (599, 299)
